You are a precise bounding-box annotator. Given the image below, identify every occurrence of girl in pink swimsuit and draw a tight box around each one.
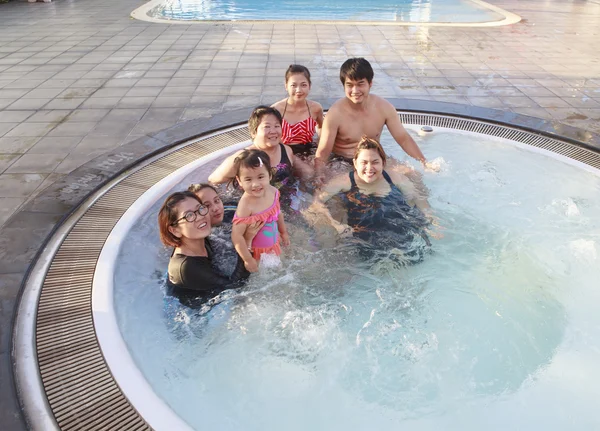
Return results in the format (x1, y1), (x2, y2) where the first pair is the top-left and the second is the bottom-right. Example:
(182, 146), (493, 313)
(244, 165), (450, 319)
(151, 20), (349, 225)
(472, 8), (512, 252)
(272, 65), (324, 157)
(231, 149), (290, 272)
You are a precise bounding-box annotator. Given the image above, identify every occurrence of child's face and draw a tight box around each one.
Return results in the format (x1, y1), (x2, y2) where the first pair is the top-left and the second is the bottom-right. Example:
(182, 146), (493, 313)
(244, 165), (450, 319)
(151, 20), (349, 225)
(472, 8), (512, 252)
(253, 114), (282, 150)
(286, 73), (311, 101)
(237, 165), (271, 198)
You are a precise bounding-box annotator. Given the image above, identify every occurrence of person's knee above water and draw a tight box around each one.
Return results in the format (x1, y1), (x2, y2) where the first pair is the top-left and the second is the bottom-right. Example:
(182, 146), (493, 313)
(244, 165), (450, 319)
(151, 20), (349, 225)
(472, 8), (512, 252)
(271, 64), (324, 158)
(307, 137), (435, 259)
(208, 105), (313, 187)
(158, 191), (251, 308)
(314, 57), (437, 183)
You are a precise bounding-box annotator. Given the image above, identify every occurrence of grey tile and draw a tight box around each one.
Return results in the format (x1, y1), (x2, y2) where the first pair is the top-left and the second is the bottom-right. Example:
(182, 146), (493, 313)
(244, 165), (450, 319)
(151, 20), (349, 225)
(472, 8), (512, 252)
(80, 97), (122, 109)
(7, 98), (51, 110)
(0, 173), (47, 198)
(53, 151), (103, 174)
(47, 121), (97, 137)
(125, 86), (163, 97)
(0, 198), (26, 227)
(103, 78), (139, 88)
(87, 120), (138, 137)
(5, 122), (56, 137)
(43, 97), (86, 110)
(0, 111), (34, 123)
(26, 110), (71, 123)
(65, 109), (109, 122)
(27, 136), (83, 154)
(0, 154), (21, 174)
(0, 136), (41, 154)
(116, 97), (156, 108)
(92, 87), (129, 98)
(5, 153), (66, 174)
(56, 87), (98, 99)
(21, 88), (63, 99)
(103, 108), (147, 122)
(72, 135), (124, 153)
(151, 96), (191, 108)
(141, 107), (184, 123)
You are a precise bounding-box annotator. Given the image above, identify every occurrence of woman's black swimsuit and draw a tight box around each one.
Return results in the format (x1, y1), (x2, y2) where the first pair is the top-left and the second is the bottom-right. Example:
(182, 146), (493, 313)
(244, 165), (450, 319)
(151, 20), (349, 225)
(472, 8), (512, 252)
(342, 170), (431, 264)
(167, 238), (249, 308)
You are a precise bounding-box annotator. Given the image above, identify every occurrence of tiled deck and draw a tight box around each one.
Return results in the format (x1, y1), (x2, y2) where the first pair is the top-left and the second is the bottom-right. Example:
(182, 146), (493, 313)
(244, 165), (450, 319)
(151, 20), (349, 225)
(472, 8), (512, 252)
(0, 0), (599, 429)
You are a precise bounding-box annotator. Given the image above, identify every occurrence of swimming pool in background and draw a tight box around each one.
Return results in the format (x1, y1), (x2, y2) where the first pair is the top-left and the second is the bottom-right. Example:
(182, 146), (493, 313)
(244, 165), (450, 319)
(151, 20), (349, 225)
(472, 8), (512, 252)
(112, 126), (600, 430)
(144, 0), (508, 23)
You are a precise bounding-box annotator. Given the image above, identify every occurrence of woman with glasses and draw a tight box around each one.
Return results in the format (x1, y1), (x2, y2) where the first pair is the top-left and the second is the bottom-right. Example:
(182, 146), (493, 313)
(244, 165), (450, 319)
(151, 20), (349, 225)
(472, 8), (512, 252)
(158, 191), (253, 307)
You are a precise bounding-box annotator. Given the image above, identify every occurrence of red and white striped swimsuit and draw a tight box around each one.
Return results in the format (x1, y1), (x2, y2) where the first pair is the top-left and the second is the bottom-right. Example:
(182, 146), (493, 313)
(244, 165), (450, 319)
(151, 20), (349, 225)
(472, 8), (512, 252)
(281, 101), (317, 145)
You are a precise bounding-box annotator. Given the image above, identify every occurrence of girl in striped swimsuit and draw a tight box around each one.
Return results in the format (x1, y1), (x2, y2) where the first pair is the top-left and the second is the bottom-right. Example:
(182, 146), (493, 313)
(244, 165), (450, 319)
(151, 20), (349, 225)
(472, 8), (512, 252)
(272, 64), (324, 158)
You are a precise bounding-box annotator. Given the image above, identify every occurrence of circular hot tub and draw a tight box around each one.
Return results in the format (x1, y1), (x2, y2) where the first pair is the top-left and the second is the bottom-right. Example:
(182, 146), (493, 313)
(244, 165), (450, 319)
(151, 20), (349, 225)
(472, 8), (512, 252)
(13, 104), (600, 431)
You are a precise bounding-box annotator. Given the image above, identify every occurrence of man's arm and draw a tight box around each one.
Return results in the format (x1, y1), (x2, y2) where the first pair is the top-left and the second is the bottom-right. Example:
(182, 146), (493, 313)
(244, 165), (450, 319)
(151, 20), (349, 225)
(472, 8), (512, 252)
(314, 112), (339, 180)
(384, 102), (426, 164)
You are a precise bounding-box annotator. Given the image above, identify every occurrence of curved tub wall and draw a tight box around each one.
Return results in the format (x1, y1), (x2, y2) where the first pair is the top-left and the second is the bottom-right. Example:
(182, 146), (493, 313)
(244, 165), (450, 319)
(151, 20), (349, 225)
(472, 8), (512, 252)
(14, 111), (600, 431)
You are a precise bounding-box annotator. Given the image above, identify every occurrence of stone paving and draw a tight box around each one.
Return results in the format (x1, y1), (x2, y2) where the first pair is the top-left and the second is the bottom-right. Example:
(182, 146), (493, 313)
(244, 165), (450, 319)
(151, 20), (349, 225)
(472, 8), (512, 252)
(1, 0), (599, 229)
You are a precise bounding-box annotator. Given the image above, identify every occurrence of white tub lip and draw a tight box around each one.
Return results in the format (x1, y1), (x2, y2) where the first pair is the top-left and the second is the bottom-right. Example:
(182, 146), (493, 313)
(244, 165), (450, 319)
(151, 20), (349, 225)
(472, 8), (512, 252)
(131, 0), (521, 27)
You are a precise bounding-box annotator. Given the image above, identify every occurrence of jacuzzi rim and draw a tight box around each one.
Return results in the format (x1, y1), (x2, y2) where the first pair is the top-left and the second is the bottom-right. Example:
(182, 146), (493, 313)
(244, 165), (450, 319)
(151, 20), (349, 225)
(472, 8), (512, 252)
(11, 102), (600, 431)
(131, 0), (522, 27)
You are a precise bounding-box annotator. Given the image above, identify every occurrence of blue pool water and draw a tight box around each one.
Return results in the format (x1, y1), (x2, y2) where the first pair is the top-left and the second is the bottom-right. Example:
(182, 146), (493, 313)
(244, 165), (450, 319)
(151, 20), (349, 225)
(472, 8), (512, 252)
(150, 0), (505, 23)
(114, 127), (600, 430)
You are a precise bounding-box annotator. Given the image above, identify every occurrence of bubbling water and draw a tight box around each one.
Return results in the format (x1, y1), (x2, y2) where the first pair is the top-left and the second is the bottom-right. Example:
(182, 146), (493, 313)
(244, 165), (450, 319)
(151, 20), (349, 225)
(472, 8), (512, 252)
(114, 127), (600, 430)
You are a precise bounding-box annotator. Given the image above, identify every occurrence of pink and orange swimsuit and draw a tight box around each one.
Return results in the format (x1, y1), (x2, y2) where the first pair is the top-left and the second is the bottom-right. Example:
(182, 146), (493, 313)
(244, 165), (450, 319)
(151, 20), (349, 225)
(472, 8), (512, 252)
(232, 189), (281, 260)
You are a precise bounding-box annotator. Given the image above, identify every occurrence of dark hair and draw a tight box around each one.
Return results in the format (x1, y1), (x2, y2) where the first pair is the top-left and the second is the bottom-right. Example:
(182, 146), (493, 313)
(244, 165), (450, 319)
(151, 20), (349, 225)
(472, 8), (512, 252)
(158, 191), (201, 248)
(353, 136), (387, 166)
(188, 183), (218, 195)
(248, 105), (283, 137)
(234, 149), (273, 179)
(340, 58), (374, 85)
(285, 64), (311, 85)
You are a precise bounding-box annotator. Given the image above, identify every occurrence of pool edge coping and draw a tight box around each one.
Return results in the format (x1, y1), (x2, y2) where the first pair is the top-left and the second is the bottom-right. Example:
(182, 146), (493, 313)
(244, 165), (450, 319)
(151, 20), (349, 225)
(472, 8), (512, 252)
(9, 100), (600, 431)
(130, 0), (522, 27)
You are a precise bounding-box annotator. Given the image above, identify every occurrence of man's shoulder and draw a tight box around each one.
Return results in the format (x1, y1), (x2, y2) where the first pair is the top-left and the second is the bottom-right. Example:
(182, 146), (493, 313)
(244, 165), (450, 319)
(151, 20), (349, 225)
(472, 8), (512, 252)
(370, 94), (394, 109)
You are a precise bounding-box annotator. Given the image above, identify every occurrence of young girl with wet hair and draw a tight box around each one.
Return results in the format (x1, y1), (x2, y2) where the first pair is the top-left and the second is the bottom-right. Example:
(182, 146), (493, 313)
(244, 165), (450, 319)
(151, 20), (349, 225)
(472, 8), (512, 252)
(231, 149), (290, 272)
(272, 64), (324, 157)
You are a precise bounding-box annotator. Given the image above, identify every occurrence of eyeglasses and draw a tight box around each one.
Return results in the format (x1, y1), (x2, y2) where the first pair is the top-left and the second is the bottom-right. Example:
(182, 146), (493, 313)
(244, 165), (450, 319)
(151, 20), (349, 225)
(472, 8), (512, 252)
(171, 206), (209, 226)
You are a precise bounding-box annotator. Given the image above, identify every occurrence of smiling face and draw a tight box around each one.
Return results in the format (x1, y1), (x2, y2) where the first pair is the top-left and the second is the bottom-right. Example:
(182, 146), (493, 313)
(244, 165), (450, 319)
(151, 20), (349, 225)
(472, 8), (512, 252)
(168, 197), (211, 243)
(251, 113), (282, 150)
(236, 165), (271, 198)
(286, 73), (311, 102)
(195, 187), (224, 227)
(344, 77), (372, 105)
(354, 148), (385, 183)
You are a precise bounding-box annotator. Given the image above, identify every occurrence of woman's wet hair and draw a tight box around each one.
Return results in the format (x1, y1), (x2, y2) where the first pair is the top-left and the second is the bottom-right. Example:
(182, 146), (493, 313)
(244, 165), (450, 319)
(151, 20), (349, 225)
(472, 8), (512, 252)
(353, 136), (387, 166)
(285, 64), (311, 84)
(188, 183), (217, 195)
(248, 105), (283, 137)
(233, 149), (273, 178)
(340, 57), (374, 85)
(158, 191), (201, 248)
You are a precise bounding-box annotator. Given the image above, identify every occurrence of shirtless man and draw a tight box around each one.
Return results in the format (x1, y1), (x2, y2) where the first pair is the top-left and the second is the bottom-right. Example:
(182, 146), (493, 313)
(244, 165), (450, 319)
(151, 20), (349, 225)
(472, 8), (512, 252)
(315, 58), (432, 182)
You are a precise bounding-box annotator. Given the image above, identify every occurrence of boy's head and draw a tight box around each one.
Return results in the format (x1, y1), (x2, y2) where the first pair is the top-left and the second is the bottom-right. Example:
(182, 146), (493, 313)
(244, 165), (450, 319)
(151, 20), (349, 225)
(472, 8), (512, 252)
(248, 105), (283, 138)
(339, 58), (374, 85)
